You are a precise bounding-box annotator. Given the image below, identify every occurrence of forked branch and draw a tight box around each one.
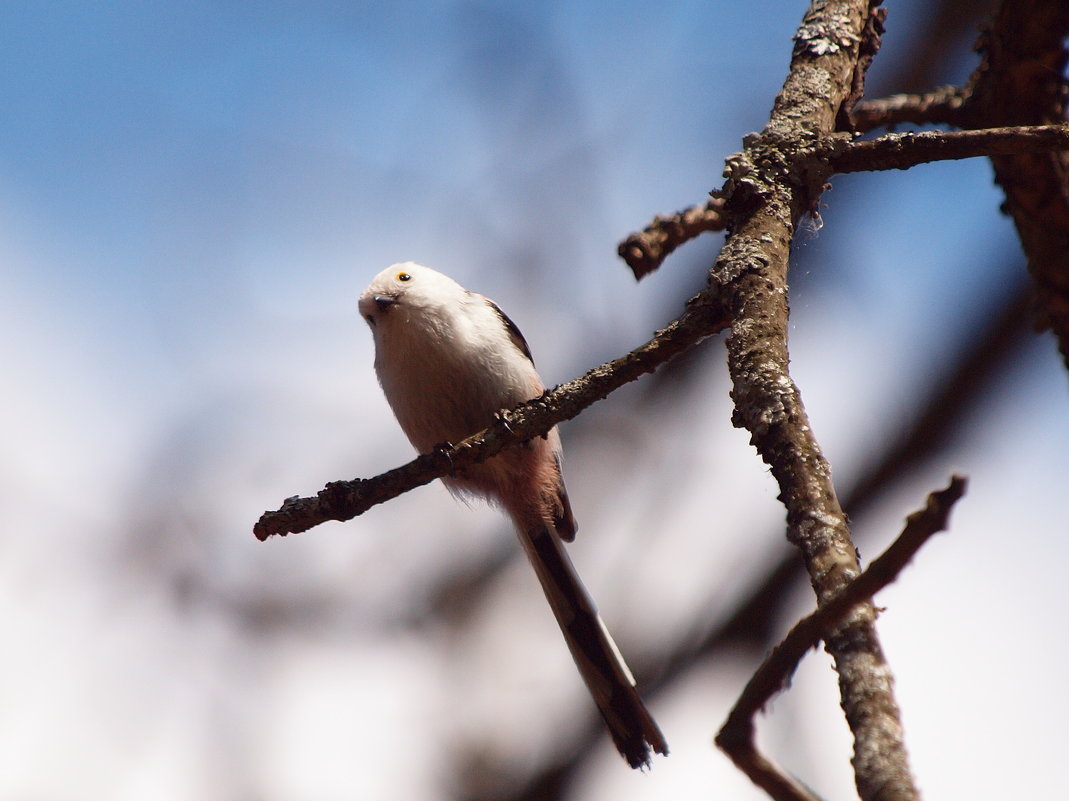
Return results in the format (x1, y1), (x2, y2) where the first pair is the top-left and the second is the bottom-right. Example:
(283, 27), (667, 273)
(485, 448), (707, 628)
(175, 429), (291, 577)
(716, 477), (967, 801)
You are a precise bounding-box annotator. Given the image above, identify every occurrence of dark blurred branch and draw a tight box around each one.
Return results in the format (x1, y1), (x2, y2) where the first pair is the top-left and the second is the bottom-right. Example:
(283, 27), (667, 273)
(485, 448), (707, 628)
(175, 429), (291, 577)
(851, 0), (1069, 366)
(962, 0), (1069, 367)
(716, 477), (967, 801)
(842, 271), (1032, 509)
(876, 0), (997, 95)
(660, 263), (1031, 695)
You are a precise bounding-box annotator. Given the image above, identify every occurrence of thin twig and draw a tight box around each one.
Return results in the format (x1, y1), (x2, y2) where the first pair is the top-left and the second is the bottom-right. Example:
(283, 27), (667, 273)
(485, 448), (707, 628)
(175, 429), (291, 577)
(828, 124), (1069, 173)
(716, 477), (967, 801)
(851, 85), (971, 131)
(615, 123), (1068, 285)
(617, 197), (730, 281)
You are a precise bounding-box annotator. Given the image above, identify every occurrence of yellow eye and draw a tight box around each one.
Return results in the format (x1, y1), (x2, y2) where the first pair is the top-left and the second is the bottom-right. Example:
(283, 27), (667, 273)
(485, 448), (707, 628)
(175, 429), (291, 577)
(396, 272), (412, 282)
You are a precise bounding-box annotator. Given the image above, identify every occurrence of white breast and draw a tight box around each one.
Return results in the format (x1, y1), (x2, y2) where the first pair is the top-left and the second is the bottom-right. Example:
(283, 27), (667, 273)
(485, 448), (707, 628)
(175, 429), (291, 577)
(373, 293), (541, 454)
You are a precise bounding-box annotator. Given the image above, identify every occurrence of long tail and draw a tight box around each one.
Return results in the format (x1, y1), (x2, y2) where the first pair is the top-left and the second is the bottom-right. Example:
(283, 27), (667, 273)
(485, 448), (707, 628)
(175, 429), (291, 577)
(519, 524), (668, 769)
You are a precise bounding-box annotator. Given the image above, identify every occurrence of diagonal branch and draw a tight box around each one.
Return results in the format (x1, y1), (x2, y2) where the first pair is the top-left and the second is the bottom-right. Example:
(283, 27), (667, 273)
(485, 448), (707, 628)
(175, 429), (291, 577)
(716, 476), (968, 801)
(254, 290), (733, 540)
(715, 1), (922, 799)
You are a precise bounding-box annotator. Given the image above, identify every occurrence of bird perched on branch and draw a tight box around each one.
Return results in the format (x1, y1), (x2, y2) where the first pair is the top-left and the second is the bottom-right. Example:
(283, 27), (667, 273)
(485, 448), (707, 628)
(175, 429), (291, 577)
(358, 262), (667, 769)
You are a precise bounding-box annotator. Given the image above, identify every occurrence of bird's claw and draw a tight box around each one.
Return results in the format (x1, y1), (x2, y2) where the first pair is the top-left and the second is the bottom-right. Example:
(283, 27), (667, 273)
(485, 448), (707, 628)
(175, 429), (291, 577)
(493, 409), (514, 434)
(433, 441), (457, 477)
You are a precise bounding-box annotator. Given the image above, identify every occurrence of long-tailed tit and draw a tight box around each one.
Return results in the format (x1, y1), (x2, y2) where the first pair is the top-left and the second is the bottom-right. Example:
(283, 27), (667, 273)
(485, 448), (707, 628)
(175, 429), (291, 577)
(358, 262), (667, 769)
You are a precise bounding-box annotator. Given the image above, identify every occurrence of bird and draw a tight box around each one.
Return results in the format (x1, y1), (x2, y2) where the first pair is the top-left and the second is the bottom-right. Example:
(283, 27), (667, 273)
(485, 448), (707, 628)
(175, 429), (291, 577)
(357, 262), (667, 768)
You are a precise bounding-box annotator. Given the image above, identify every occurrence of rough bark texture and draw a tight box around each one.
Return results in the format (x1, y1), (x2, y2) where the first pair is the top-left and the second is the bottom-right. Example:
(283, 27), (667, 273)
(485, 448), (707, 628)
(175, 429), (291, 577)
(964, 0), (1069, 365)
(714, 2), (921, 799)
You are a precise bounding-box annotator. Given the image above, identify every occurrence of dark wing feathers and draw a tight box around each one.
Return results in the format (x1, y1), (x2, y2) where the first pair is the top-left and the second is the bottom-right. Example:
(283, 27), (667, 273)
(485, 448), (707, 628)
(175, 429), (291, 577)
(485, 298), (535, 366)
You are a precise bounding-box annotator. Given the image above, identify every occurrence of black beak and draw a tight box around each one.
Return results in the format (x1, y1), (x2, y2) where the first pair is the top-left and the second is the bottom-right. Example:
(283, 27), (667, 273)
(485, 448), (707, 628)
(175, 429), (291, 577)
(373, 294), (397, 312)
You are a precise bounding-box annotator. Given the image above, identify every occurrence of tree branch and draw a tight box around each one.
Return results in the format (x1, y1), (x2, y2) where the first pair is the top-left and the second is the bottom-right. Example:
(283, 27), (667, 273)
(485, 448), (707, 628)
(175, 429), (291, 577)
(255, 4), (1032, 799)
(254, 290), (733, 540)
(714, 1), (922, 799)
(962, 0), (1069, 368)
(716, 476), (967, 801)
(450, 1), (1056, 795)
(828, 123), (1069, 173)
(618, 197), (730, 281)
(616, 123), (1067, 283)
(851, 85), (971, 131)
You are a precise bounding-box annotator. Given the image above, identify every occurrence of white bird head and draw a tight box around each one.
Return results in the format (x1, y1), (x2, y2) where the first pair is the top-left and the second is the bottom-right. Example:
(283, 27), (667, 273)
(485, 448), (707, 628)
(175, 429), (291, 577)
(358, 262), (466, 330)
